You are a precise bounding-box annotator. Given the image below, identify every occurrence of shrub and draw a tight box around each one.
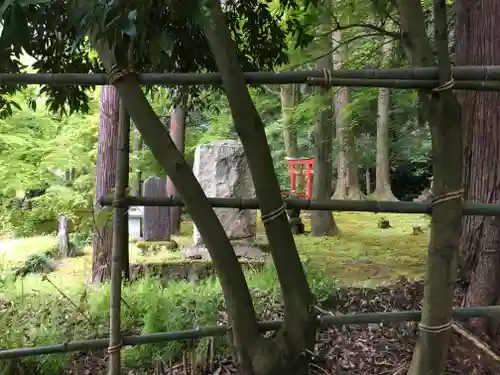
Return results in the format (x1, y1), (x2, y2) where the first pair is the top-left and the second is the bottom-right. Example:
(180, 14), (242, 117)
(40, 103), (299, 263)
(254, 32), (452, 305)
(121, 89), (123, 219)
(0, 262), (336, 374)
(13, 253), (57, 278)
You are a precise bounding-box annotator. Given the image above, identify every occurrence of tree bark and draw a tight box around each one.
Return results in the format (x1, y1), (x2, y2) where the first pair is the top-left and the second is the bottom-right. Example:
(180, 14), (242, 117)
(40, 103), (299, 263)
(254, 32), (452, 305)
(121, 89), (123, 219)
(132, 129), (143, 197)
(373, 39), (398, 201)
(365, 168), (371, 195)
(395, 1), (464, 374)
(332, 30), (360, 200)
(166, 87), (188, 236)
(311, 4), (339, 237)
(280, 84), (300, 158)
(91, 85), (120, 283)
(456, 0), (500, 333)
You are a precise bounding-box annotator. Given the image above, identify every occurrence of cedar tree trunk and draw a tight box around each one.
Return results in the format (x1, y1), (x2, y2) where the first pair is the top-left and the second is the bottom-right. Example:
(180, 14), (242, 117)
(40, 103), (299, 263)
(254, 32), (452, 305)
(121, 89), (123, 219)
(91, 85), (120, 283)
(456, 0), (500, 333)
(166, 88), (188, 235)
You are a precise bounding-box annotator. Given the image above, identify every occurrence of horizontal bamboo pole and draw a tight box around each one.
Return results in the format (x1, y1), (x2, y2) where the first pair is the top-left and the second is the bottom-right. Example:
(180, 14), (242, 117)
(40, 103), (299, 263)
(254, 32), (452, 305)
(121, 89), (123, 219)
(99, 196), (500, 216)
(0, 305), (499, 360)
(307, 78), (500, 91)
(2, 66), (500, 86)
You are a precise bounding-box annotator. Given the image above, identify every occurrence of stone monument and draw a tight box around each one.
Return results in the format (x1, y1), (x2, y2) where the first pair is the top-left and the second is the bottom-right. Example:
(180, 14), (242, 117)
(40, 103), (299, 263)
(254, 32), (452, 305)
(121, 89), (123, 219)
(190, 140), (261, 259)
(143, 176), (170, 241)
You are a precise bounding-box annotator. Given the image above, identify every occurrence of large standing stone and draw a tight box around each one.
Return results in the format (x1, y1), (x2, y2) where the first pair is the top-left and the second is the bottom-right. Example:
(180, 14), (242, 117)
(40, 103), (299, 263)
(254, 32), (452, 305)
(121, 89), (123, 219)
(143, 176), (170, 241)
(192, 140), (258, 253)
(58, 215), (70, 258)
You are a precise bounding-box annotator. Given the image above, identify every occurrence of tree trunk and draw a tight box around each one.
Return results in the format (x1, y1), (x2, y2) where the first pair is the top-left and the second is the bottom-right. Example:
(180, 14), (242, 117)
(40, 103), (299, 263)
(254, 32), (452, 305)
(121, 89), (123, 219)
(332, 30), (360, 200)
(280, 84), (300, 158)
(166, 88), (188, 236)
(396, 1), (464, 374)
(456, 0), (500, 333)
(91, 85), (120, 283)
(132, 129), (143, 197)
(373, 39), (398, 201)
(365, 168), (371, 195)
(346, 127), (362, 199)
(311, 8), (339, 237)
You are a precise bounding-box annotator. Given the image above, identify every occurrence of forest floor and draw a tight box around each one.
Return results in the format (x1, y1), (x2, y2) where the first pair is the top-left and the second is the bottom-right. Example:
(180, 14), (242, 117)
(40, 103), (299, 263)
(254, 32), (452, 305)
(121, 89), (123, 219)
(0, 211), (430, 288)
(0, 212), (496, 374)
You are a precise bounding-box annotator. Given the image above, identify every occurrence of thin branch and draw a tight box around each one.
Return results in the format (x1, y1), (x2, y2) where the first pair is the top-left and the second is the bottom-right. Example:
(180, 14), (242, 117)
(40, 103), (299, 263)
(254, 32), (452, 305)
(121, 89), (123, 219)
(316, 22), (400, 39)
(262, 84), (280, 96)
(286, 32), (380, 71)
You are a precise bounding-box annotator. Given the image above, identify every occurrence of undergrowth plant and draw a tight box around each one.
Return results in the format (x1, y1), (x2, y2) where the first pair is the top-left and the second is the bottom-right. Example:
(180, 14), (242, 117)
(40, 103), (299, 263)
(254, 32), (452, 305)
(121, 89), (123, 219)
(0, 262), (337, 375)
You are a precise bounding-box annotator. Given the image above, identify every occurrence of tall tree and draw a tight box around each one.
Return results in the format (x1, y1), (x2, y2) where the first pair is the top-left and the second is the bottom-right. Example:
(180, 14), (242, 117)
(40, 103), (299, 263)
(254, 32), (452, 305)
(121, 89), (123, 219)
(332, 30), (349, 199)
(166, 87), (189, 235)
(394, 1), (463, 374)
(92, 85), (120, 283)
(311, 0), (339, 236)
(372, 38), (398, 201)
(332, 30), (361, 200)
(280, 84), (300, 158)
(456, 0), (500, 333)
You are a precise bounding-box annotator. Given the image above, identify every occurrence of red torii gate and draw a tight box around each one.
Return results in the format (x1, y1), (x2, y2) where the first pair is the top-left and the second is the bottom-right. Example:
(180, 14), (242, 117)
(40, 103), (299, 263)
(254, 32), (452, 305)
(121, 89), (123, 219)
(281, 157), (315, 199)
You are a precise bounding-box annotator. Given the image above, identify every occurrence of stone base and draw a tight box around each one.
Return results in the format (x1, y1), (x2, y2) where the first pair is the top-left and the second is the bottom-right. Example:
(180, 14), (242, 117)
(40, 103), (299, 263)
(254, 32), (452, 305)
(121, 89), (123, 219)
(184, 245), (265, 261)
(136, 240), (179, 256)
(129, 259), (265, 283)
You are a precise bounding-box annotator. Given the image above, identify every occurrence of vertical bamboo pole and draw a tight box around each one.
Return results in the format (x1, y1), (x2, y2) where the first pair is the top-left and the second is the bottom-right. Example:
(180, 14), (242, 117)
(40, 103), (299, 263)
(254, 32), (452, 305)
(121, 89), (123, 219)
(108, 98), (130, 375)
(120, 104), (131, 280)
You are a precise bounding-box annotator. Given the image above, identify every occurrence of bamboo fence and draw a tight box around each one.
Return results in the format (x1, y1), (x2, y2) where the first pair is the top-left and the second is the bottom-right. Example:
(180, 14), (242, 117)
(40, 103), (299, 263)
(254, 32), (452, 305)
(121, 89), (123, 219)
(100, 196), (500, 216)
(3, 66), (500, 375)
(1, 66), (500, 89)
(1, 305), (499, 360)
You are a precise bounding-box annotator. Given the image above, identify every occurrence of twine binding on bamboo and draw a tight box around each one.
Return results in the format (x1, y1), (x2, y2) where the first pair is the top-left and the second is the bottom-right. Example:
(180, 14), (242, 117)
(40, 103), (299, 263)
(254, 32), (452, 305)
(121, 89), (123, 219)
(107, 342), (122, 354)
(108, 64), (136, 85)
(417, 189), (463, 334)
(431, 189), (464, 207)
(432, 77), (455, 92)
(322, 68), (333, 86)
(261, 203), (287, 224)
(418, 321), (452, 333)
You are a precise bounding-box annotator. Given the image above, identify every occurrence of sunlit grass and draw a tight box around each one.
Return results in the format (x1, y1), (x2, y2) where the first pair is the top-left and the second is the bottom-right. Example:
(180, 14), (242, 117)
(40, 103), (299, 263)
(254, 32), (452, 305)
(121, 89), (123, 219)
(0, 212), (430, 290)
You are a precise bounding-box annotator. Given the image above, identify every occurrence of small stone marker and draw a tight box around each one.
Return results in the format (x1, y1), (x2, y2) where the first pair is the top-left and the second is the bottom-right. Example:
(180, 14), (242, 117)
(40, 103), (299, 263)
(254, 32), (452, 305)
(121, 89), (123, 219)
(191, 140), (260, 256)
(58, 215), (70, 258)
(143, 176), (170, 241)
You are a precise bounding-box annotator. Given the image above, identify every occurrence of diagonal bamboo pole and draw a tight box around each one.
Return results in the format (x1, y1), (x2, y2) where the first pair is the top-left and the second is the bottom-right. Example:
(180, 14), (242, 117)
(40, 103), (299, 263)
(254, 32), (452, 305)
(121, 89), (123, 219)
(0, 305), (499, 360)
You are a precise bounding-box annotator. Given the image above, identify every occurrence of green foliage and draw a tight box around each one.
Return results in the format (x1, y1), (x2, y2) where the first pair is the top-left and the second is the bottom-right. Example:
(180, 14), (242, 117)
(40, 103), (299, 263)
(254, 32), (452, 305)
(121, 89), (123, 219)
(14, 252), (57, 278)
(0, 0), (320, 114)
(0, 262), (336, 374)
(0, 89), (97, 236)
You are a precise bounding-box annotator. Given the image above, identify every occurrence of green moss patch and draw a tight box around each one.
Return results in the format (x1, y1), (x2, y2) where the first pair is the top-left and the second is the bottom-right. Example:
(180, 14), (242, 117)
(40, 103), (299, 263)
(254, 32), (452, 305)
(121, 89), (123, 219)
(136, 240), (179, 256)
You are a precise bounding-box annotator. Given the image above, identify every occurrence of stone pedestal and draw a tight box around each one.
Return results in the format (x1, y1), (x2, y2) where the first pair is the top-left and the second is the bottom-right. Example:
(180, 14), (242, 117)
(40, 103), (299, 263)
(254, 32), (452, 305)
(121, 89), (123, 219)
(192, 140), (258, 254)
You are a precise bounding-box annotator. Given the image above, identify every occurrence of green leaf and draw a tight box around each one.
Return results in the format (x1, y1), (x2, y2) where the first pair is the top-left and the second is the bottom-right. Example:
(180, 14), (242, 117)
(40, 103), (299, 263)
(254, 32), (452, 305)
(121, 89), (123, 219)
(0, 0), (14, 20)
(128, 9), (137, 20)
(94, 208), (113, 232)
(18, 0), (52, 5)
(148, 36), (162, 65)
(159, 31), (173, 54)
(119, 16), (136, 37)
